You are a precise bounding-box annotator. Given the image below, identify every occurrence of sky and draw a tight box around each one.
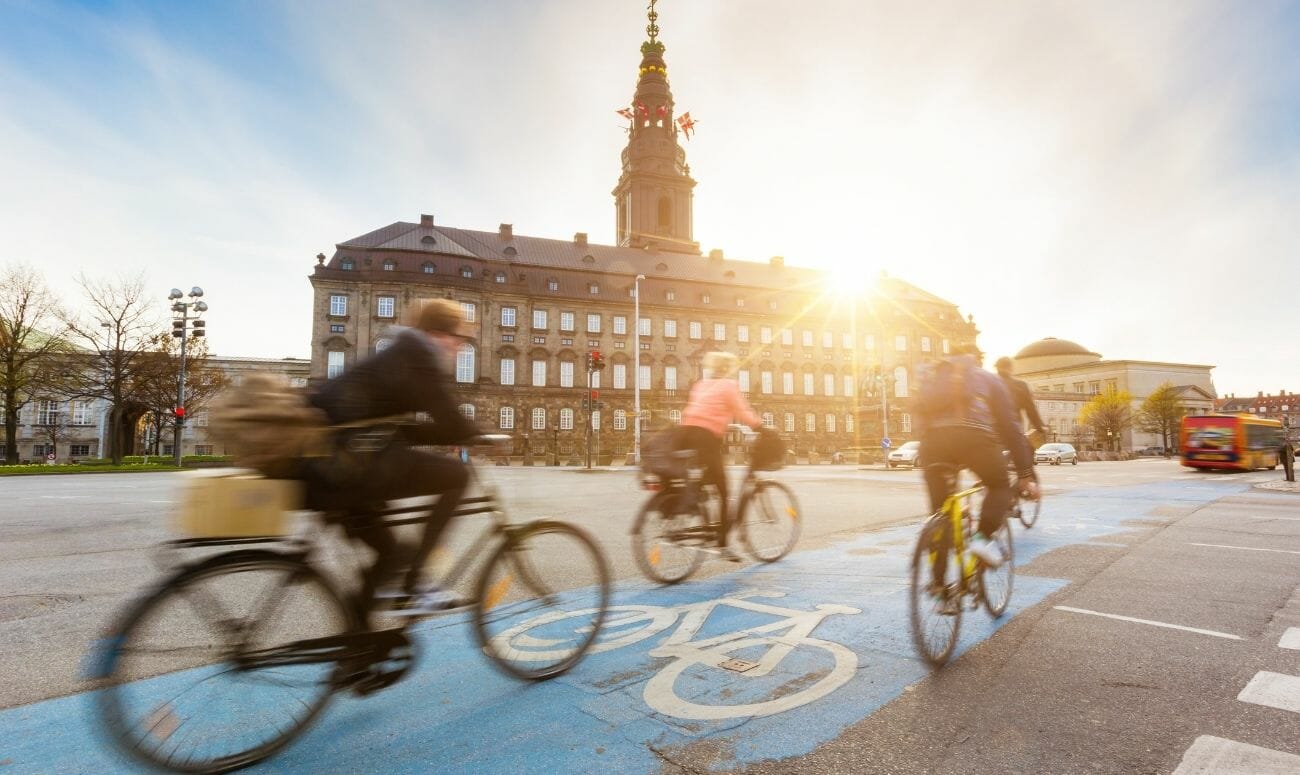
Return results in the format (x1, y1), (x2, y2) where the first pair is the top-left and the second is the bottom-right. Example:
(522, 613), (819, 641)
(1, 0), (1297, 397)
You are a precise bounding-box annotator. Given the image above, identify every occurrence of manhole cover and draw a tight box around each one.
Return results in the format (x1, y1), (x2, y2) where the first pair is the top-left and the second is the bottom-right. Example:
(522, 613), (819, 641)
(719, 658), (759, 673)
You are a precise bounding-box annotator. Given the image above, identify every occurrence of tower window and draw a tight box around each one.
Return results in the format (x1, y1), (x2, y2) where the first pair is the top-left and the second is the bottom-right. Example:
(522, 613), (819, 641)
(657, 196), (672, 231)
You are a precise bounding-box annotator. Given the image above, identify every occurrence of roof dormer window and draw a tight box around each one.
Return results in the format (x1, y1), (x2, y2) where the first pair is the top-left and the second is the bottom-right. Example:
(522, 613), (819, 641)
(460, 266), (473, 278)
(421, 262), (435, 274)
(382, 259), (397, 271)
(340, 258), (354, 271)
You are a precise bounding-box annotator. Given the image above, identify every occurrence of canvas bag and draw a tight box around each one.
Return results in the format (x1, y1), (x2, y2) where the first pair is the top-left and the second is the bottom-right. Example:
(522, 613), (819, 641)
(208, 374), (332, 479)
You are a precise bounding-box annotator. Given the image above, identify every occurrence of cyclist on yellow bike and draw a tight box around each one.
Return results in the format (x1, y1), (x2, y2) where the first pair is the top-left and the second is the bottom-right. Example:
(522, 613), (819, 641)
(915, 345), (1039, 568)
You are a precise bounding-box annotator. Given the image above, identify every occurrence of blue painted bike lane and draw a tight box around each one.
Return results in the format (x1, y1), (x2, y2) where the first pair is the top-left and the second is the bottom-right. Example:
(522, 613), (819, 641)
(0, 478), (1247, 773)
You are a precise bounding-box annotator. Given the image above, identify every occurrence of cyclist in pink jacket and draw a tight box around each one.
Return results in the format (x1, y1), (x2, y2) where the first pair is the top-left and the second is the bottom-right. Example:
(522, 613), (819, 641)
(678, 352), (762, 559)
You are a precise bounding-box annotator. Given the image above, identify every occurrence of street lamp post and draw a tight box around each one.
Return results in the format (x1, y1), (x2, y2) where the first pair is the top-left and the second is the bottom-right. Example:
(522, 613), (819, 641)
(168, 287), (208, 467)
(633, 273), (645, 465)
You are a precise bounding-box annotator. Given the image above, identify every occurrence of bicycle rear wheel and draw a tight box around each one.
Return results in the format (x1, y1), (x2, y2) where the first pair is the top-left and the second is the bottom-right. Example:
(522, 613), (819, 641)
(738, 480), (801, 562)
(978, 523), (1015, 617)
(474, 520), (610, 680)
(94, 550), (352, 773)
(1017, 493), (1041, 528)
(909, 515), (962, 668)
(631, 490), (707, 584)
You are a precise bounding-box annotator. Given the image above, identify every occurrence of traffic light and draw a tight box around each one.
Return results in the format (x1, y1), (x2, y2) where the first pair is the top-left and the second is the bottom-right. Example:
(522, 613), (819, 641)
(191, 319), (205, 338)
(172, 319), (185, 338)
(174, 406), (186, 422)
(588, 351), (606, 371)
(582, 398), (590, 411)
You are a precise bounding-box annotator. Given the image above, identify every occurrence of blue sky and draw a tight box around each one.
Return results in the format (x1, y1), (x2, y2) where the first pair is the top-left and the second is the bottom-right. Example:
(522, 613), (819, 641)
(2, 0), (1298, 396)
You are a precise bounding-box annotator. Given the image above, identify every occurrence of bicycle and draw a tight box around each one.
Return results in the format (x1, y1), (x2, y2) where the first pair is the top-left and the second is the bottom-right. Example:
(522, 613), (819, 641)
(908, 463), (1015, 667)
(632, 428), (800, 584)
(87, 433), (611, 774)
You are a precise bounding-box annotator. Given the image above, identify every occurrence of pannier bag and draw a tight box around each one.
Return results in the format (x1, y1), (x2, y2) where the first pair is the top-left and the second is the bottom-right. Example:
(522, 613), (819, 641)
(749, 427), (786, 471)
(208, 374), (331, 479)
(640, 428), (687, 480)
(175, 469), (300, 538)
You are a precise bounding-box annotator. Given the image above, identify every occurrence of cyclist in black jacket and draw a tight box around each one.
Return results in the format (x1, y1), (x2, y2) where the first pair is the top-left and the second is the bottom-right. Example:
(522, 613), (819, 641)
(306, 299), (480, 627)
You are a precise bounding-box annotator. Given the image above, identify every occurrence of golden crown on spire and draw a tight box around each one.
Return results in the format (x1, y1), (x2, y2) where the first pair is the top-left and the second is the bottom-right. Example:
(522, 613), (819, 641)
(646, 0), (659, 42)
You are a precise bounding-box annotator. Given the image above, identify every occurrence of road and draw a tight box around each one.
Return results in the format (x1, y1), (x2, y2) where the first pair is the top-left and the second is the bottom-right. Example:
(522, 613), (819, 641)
(0, 460), (1297, 773)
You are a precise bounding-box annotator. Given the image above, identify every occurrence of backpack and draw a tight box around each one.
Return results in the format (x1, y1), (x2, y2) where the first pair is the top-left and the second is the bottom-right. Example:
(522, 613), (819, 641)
(913, 358), (972, 421)
(209, 375), (332, 479)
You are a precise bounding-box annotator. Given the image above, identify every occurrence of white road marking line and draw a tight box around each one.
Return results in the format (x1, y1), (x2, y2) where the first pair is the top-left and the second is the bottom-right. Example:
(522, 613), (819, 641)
(1052, 606), (1242, 640)
(1189, 542), (1300, 556)
(1238, 671), (1300, 714)
(1173, 735), (1300, 774)
(1246, 516), (1300, 522)
(1280, 628), (1300, 651)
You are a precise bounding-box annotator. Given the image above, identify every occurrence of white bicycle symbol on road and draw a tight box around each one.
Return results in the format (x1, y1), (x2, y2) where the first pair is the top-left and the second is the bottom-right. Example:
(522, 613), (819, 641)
(491, 591), (862, 720)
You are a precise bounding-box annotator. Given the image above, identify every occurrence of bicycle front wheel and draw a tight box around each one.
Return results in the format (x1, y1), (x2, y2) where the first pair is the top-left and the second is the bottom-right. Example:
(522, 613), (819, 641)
(474, 520), (610, 680)
(738, 480), (801, 562)
(909, 515), (962, 668)
(1017, 494), (1041, 529)
(94, 550), (352, 774)
(632, 490), (708, 584)
(979, 523), (1015, 617)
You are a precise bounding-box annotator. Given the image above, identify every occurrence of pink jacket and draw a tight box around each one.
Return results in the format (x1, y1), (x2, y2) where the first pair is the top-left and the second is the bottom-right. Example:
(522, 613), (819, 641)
(681, 378), (762, 437)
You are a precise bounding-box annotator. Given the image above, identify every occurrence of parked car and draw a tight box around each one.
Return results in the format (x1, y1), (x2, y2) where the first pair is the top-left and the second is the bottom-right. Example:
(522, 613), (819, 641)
(1035, 443), (1078, 465)
(887, 440), (921, 468)
(1136, 446), (1169, 456)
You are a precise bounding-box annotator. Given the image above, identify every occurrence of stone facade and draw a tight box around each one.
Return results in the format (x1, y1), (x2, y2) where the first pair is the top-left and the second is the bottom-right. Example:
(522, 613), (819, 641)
(1217, 390), (1299, 437)
(305, 11), (979, 463)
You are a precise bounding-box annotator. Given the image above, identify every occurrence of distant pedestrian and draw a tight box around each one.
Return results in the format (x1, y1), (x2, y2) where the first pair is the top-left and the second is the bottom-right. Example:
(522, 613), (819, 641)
(1281, 437), (1295, 483)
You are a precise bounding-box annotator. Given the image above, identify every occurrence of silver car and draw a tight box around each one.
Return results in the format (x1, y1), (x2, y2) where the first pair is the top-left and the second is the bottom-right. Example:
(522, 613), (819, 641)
(1035, 443), (1078, 465)
(887, 440), (921, 468)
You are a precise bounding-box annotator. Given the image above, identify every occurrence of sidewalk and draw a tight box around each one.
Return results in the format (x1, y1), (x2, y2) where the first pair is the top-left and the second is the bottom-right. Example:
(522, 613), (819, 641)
(1255, 478), (1300, 494)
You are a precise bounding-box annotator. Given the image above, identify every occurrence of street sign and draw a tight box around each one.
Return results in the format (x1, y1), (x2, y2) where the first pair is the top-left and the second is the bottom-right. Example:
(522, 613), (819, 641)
(46, 453), (56, 462)
(881, 438), (891, 450)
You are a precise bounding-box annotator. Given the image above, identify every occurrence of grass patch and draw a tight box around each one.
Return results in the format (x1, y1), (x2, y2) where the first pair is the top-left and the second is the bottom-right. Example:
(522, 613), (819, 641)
(0, 464), (184, 476)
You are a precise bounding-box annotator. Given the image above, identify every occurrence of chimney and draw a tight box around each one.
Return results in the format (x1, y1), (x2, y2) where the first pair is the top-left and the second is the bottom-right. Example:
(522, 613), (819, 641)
(1258, 391), (1264, 398)
(770, 255), (784, 268)
(420, 214), (433, 227)
(499, 223), (513, 240)
(708, 248), (724, 263)
(574, 232), (588, 246)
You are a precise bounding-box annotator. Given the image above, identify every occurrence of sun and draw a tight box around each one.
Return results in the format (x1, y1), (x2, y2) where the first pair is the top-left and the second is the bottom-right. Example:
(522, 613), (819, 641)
(820, 257), (876, 302)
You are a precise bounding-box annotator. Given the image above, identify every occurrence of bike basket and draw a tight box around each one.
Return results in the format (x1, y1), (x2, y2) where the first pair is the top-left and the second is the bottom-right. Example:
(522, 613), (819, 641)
(749, 427), (786, 471)
(641, 430), (687, 480)
(174, 469), (302, 538)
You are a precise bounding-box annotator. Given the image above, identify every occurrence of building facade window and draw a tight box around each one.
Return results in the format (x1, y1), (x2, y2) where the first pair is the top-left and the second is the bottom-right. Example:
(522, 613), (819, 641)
(760, 326), (772, 344)
(824, 373), (835, 396)
(665, 290), (676, 301)
(494, 272), (506, 283)
(613, 363), (627, 389)
(842, 333), (853, 349)
(901, 413), (912, 433)
(822, 331), (833, 348)
(37, 400), (59, 425)
(784, 413), (795, 433)
(942, 338), (950, 354)
(921, 336), (932, 353)
(460, 266), (473, 278)
(376, 296), (395, 318)
(532, 309), (547, 329)
(329, 295), (347, 316)
(560, 311), (574, 331)
(614, 410), (627, 430)
(588, 283), (600, 294)
(761, 371), (773, 394)
(340, 259), (354, 271)
(560, 408), (574, 430)
(783, 372), (794, 395)
(532, 408), (546, 430)
(782, 329), (793, 346)
(499, 358), (515, 385)
(738, 370), (750, 392)
(501, 307), (516, 327)
(664, 365), (678, 390)
(458, 403), (476, 419)
(802, 330), (814, 347)
(456, 344), (475, 383)
(803, 373), (815, 395)
(664, 319), (677, 337)
(689, 321), (702, 339)
(587, 314), (601, 333)
(560, 361), (574, 388)
(826, 414), (836, 433)
(613, 315), (627, 335)
(547, 278), (559, 291)
(669, 409), (682, 424)
(639, 317), (651, 336)
(805, 413), (816, 432)
(893, 366), (909, 397)
(845, 414), (855, 433)
(894, 334), (907, 351)
(71, 401), (90, 425)
(843, 375), (854, 397)
(761, 412), (775, 429)
(499, 407), (514, 429)
(713, 323), (726, 341)
(638, 364), (651, 390)
(591, 410), (601, 430)
(421, 262), (435, 274)
(71, 444), (91, 457)
(383, 259), (397, 271)
(461, 302), (476, 322)
(327, 351), (345, 378)
(532, 360), (547, 387)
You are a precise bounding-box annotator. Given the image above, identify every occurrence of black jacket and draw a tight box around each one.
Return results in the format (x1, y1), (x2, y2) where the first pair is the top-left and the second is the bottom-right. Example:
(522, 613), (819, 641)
(1000, 374), (1047, 434)
(310, 328), (479, 445)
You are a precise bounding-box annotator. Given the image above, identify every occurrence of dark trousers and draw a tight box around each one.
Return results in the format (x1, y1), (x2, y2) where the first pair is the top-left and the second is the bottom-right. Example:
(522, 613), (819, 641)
(675, 425), (731, 544)
(920, 426), (1012, 538)
(308, 448), (469, 626)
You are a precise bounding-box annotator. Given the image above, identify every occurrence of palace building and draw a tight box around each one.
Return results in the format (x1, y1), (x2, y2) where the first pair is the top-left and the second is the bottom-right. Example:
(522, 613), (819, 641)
(307, 6), (977, 463)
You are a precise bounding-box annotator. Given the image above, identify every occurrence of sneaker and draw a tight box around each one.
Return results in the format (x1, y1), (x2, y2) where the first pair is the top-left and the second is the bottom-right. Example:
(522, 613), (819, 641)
(704, 544), (744, 563)
(386, 584), (459, 617)
(968, 534), (1004, 569)
(929, 585), (961, 616)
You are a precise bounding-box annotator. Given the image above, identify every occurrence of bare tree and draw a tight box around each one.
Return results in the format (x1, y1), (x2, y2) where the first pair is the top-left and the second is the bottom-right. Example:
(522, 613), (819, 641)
(0, 263), (70, 464)
(32, 398), (71, 463)
(1079, 390), (1134, 453)
(132, 333), (230, 455)
(59, 274), (162, 464)
(1136, 382), (1186, 455)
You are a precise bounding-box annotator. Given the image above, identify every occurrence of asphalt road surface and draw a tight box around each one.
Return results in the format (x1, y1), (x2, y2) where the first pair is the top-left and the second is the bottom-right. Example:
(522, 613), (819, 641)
(1, 459), (1296, 773)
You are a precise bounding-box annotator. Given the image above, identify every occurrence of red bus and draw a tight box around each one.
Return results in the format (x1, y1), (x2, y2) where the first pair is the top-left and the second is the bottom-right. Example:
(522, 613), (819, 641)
(1180, 414), (1283, 471)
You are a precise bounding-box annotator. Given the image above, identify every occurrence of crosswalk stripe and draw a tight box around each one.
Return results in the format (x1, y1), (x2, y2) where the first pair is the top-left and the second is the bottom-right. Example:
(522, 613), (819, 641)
(1172, 736), (1300, 774)
(1279, 627), (1300, 650)
(1237, 671), (1300, 714)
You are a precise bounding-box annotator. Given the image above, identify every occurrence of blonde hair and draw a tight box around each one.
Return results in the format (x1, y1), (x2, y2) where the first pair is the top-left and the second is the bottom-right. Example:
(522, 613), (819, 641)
(704, 351), (739, 379)
(411, 298), (468, 336)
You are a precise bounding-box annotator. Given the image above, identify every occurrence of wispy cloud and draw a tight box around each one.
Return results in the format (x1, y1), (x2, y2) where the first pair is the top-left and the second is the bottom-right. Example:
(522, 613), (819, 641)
(1, 0), (1296, 393)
